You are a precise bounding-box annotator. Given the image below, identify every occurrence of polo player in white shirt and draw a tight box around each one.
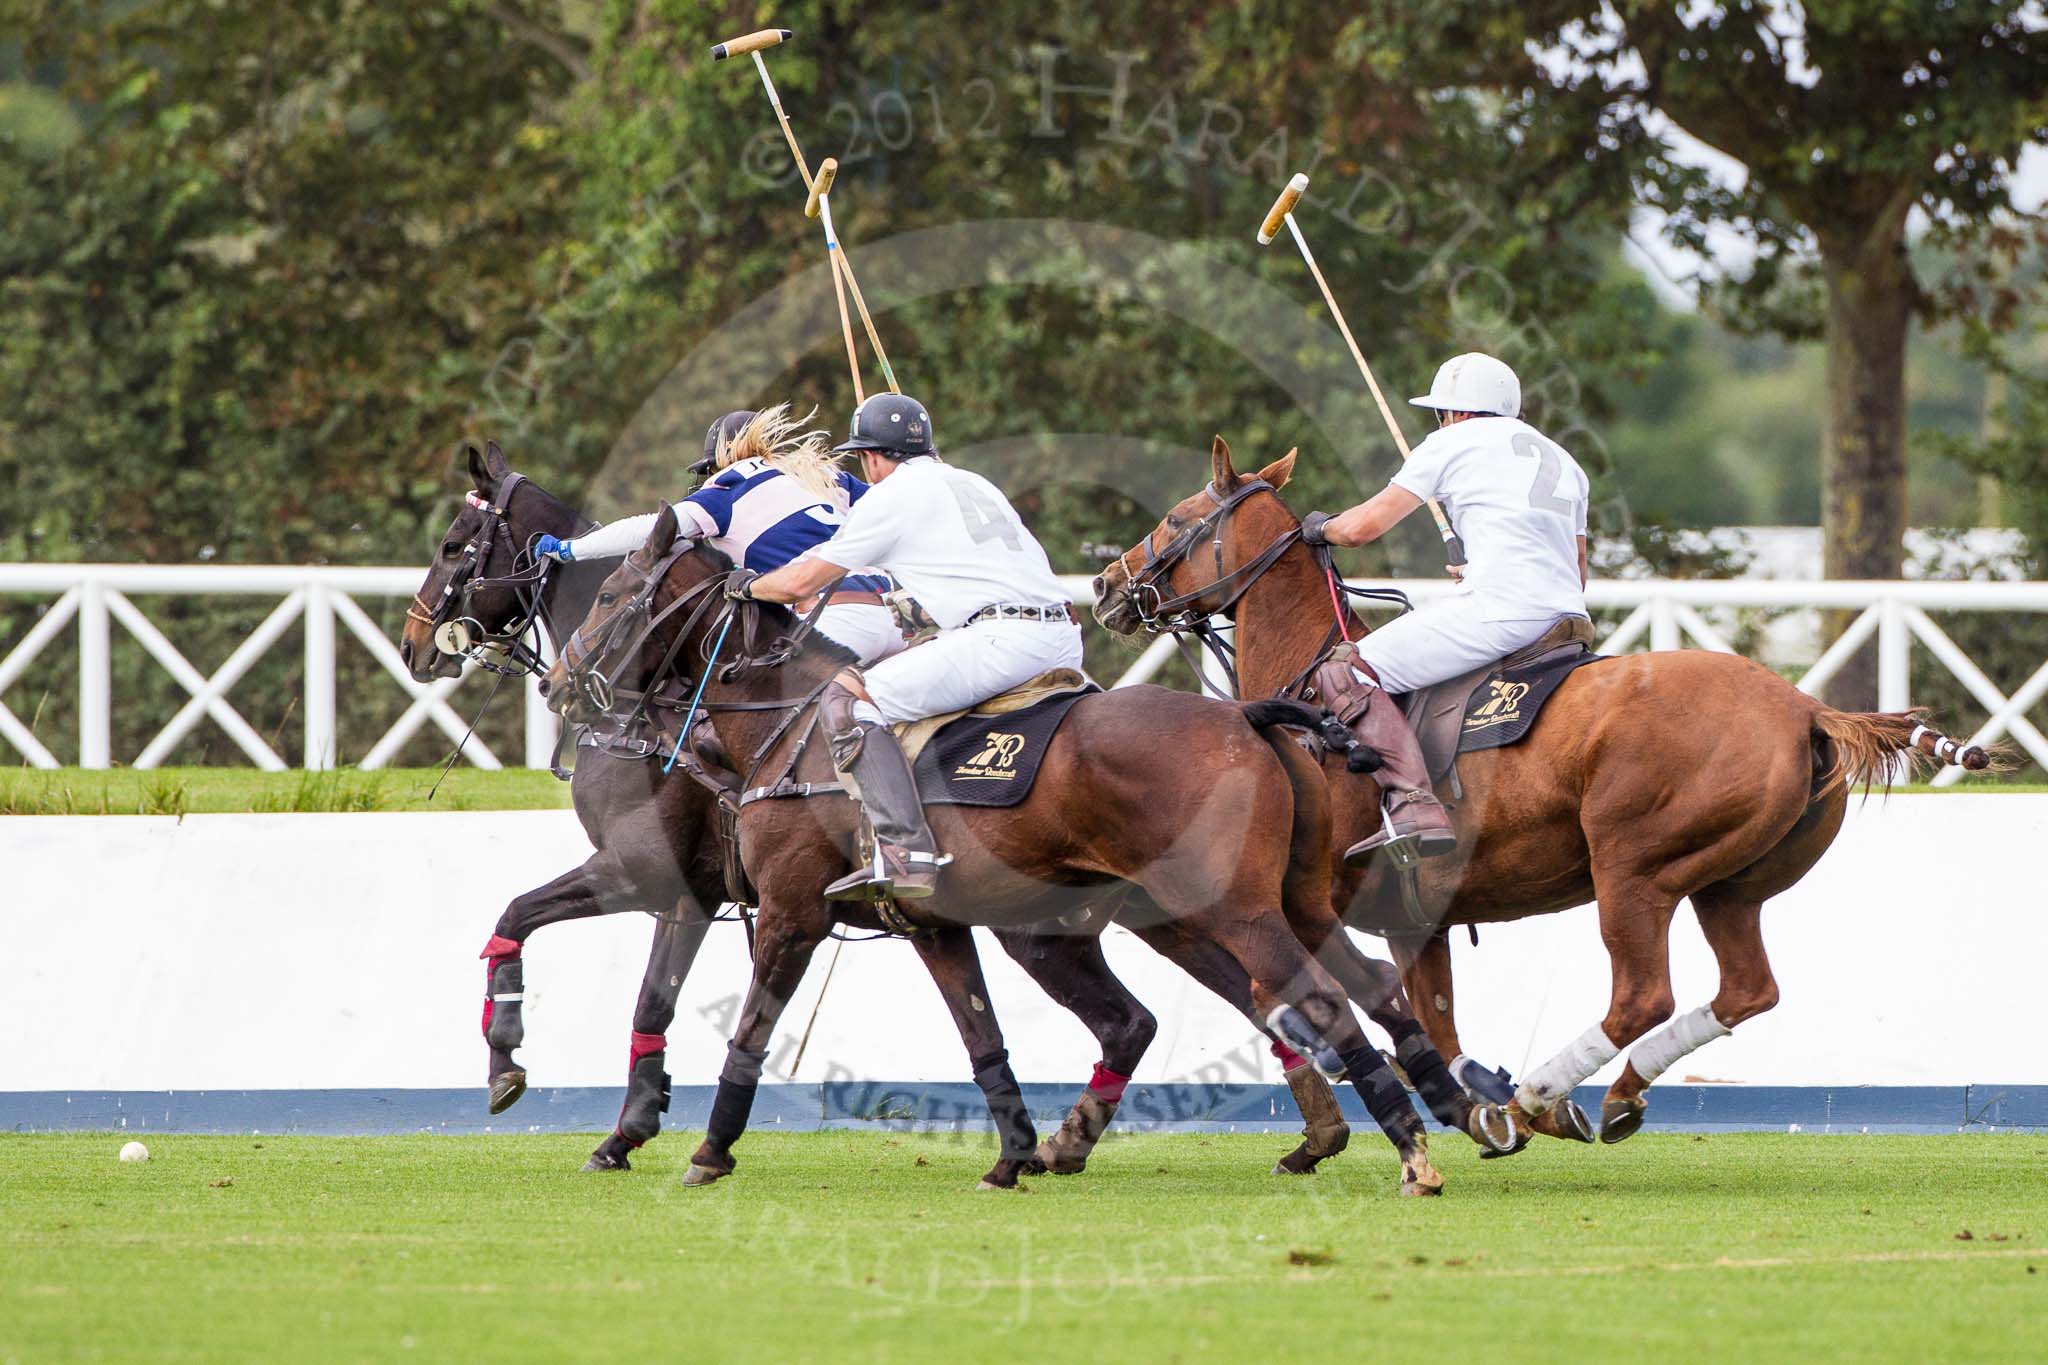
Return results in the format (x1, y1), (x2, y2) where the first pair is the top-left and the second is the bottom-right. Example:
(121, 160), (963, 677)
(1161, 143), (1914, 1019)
(727, 392), (1085, 901)
(1298, 352), (1592, 868)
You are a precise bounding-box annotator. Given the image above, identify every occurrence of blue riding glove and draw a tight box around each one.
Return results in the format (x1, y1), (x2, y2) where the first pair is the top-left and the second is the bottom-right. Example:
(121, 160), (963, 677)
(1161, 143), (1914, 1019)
(535, 534), (573, 562)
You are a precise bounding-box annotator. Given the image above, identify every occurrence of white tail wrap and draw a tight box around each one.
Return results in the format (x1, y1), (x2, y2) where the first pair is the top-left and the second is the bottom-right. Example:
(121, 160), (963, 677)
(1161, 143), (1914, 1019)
(1626, 1004), (1731, 1085)
(1514, 1024), (1618, 1114)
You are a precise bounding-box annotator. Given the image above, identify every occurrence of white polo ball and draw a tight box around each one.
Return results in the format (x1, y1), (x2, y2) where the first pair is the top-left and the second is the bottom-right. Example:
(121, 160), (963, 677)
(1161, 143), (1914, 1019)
(118, 1141), (150, 1163)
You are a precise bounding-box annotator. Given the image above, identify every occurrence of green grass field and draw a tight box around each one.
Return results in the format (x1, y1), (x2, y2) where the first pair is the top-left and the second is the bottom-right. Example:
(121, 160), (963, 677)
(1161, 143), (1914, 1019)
(0, 765), (575, 814)
(2, 1133), (2040, 1363)
(3, 766), (2042, 815)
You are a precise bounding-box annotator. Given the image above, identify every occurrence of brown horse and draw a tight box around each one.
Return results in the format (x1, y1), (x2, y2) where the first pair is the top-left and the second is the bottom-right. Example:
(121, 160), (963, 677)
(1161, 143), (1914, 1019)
(544, 507), (1516, 1194)
(1095, 438), (1994, 1145)
(400, 442), (1166, 1176)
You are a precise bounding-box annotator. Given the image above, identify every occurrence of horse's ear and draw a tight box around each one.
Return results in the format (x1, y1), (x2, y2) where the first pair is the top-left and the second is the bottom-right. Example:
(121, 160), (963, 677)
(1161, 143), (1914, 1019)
(463, 441), (491, 489)
(483, 439), (510, 481)
(632, 503), (680, 566)
(1211, 435), (1237, 489)
(1255, 447), (1298, 491)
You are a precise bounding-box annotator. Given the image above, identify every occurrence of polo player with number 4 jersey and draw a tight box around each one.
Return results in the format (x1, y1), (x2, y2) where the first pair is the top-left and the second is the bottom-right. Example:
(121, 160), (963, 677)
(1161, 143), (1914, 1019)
(1298, 351), (1592, 868)
(728, 392), (1085, 902)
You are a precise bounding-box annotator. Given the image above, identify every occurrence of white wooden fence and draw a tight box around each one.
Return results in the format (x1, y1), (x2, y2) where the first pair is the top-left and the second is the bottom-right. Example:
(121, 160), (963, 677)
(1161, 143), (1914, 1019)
(2, 565), (2045, 784)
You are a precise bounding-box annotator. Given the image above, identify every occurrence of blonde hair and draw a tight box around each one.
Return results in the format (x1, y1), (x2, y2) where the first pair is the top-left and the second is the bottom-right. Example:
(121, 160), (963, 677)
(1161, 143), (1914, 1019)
(711, 403), (847, 503)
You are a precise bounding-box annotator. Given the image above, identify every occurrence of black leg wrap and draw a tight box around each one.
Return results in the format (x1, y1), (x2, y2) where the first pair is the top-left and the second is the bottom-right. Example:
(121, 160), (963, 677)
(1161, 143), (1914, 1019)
(1393, 1023), (1470, 1128)
(1342, 1046), (1425, 1143)
(970, 1049), (1038, 1162)
(705, 1077), (758, 1152)
(618, 1051), (671, 1146)
(485, 959), (524, 1053)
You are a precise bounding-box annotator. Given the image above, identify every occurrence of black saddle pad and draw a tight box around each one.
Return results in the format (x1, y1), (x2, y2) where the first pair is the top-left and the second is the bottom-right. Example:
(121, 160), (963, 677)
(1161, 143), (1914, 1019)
(1456, 645), (1601, 754)
(913, 687), (1099, 808)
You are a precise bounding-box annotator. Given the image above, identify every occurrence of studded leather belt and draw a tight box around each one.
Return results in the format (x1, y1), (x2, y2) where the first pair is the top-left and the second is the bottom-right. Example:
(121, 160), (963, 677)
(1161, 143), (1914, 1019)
(965, 603), (1079, 625)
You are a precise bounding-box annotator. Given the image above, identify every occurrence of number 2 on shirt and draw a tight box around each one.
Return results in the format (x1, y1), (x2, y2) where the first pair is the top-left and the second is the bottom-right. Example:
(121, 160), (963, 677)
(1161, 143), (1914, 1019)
(951, 482), (1022, 549)
(1512, 431), (1575, 516)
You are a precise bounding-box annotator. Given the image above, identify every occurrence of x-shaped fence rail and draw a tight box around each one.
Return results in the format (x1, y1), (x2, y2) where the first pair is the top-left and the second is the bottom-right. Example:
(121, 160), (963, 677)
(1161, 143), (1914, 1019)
(2, 566), (2044, 781)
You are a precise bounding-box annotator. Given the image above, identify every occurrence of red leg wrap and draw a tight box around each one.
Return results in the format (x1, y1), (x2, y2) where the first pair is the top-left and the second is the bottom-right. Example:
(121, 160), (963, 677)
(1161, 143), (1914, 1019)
(1271, 1039), (1309, 1073)
(1087, 1062), (1131, 1103)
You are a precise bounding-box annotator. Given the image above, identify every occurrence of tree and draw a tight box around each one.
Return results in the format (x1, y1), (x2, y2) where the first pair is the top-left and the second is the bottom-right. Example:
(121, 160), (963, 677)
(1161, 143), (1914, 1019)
(1357, 0), (2048, 704)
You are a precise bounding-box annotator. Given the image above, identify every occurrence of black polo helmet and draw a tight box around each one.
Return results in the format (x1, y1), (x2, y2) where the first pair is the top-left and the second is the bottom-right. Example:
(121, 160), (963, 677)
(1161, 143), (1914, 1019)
(688, 410), (757, 475)
(831, 393), (934, 458)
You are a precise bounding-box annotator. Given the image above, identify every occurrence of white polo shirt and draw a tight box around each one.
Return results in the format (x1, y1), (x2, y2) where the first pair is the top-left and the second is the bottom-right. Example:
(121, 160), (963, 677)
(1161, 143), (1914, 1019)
(1392, 416), (1589, 623)
(804, 457), (1070, 629)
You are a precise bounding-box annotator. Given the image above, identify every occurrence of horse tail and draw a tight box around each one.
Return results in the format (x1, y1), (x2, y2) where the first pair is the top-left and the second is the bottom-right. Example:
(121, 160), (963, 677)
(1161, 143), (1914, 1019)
(1240, 698), (1324, 732)
(1810, 707), (1997, 802)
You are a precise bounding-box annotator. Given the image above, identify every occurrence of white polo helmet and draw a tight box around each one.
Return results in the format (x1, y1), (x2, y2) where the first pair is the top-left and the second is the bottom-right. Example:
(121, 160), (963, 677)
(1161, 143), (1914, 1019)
(1409, 352), (1520, 419)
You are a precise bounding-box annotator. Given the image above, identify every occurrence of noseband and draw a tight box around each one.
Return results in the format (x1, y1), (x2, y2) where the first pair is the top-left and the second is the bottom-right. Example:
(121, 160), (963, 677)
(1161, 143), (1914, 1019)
(1115, 478), (1409, 700)
(1122, 479), (1301, 633)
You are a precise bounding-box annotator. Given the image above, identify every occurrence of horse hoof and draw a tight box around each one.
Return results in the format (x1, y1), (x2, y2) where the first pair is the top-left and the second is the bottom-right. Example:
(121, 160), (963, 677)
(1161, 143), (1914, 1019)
(582, 1151), (631, 1173)
(487, 1069), (527, 1115)
(1600, 1096), (1647, 1144)
(1399, 1167), (1445, 1198)
(1480, 1102), (1537, 1160)
(1552, 1098), (1597, 1144)
(1467, 1102), (1517, 1153)
(681, 1163), (727, 1188)
(1272, 1144), (1320, 1175)
(1032, 1144), (1084, 1175)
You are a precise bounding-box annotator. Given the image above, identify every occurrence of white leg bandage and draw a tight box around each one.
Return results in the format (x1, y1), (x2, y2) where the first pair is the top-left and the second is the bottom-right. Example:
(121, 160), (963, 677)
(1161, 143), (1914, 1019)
(1625, 1004), (1731, 1086)
(1514, 1025), (1619, 1114)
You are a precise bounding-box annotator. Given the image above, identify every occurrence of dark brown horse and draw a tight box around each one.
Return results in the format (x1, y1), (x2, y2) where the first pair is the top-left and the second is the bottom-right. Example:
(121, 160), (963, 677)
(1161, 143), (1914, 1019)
(402, 440), (732, 1171)
(1095, 438), (1994, 1145)
(403, 442), (1170, 1177)
(544, 508), (1518, 1193)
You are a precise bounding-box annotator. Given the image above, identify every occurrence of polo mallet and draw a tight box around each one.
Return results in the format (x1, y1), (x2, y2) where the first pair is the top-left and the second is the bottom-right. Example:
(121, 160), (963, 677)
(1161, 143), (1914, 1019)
(1258, 173), (1466, 567)
(712, 28), (900, 397)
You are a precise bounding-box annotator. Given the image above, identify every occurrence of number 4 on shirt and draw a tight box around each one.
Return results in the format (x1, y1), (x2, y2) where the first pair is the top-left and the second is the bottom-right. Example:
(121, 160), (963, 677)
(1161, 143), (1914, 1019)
(952, 482), (1022, 549)
(1512, 431), (1575, 516)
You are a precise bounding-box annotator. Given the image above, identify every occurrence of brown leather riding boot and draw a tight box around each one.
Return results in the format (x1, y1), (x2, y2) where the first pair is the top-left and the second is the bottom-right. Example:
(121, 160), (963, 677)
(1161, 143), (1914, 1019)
(820, 681), (949, 902)
(1311, 655), (1456, 866)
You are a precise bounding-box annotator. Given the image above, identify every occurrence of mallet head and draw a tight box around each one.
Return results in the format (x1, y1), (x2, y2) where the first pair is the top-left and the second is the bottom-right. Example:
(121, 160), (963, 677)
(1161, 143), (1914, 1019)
(805, 156), (838, 219)
(1257, 173), (1309, 245)
(710, 28), (792, 61)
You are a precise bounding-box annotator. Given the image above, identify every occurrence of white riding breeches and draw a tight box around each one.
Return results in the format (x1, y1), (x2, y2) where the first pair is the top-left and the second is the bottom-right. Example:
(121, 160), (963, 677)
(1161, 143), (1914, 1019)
(1354, 595), (1575, 694)
(861, 618), (1085, 725)
(815, 603), (906, 668)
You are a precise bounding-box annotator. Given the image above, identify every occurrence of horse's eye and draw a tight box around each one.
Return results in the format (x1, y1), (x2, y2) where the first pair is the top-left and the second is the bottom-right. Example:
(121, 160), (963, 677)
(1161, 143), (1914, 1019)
(440, 541), (462, 558)
(1164, 515), (1182, 531)
(598, 592), (616, 607)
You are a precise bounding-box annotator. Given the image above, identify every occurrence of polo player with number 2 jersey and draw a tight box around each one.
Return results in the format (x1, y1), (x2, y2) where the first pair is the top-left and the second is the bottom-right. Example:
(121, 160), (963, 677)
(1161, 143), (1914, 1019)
(728, 392), (1085, 902)
(1298, 351), (1592, 868)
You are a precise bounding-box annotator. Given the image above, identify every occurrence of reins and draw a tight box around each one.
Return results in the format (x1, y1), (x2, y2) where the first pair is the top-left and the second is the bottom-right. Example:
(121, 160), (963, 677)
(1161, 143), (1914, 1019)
(1121, 480), (1412, 701)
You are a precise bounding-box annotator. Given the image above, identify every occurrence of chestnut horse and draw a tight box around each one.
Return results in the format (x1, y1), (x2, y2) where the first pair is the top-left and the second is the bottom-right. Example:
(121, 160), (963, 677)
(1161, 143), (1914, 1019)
(402, 442), (1176, 1176)
(545, 507), (1516, 1194)
(1095, 438), (1993, 1145)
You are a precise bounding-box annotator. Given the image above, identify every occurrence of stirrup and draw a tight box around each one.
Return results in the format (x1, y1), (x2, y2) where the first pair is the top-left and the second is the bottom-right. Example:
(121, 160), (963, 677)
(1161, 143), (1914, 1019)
(1343, 803), (1455, 870)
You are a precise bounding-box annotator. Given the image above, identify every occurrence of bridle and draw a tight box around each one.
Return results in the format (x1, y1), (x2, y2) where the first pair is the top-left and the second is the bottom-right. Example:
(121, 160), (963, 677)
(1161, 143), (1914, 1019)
(1117, 478), (1409, 700)
(555, 545), (848, 780)
(408, 470), (590, 678)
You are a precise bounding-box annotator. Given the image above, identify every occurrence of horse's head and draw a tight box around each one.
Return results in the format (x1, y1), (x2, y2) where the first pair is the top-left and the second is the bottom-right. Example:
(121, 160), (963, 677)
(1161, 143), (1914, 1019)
(540, 506), (733, 725)
(401, 440), (583, 682)
(1092, 435), (1298, 636)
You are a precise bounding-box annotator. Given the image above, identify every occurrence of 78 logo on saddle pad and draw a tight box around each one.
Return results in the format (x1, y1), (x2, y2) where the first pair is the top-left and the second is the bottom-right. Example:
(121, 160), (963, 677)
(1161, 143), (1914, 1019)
(954, 731), (1027, 780)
